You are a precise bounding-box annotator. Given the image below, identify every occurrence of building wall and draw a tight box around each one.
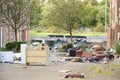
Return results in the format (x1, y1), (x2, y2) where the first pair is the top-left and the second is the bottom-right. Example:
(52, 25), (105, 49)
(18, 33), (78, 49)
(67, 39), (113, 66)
(107, 0), (120, 48)
(3, 26), (14, 47)
(0, 25), (29, 47)
(0, 0), (30, 48)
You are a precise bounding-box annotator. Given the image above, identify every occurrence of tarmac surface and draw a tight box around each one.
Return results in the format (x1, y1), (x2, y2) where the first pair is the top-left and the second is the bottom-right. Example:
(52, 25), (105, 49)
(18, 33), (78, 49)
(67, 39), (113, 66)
(0, 60), (120, 80)
(0, 51), (120, 80)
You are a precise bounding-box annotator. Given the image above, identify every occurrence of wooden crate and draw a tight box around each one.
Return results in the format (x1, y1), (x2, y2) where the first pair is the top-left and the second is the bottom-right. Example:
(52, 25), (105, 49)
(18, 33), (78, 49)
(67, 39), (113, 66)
(26, 44), (49, 65)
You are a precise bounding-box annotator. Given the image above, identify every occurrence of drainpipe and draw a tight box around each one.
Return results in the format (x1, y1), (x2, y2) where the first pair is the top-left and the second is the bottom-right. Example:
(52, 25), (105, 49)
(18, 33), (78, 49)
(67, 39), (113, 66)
(0, 27), (2, 47)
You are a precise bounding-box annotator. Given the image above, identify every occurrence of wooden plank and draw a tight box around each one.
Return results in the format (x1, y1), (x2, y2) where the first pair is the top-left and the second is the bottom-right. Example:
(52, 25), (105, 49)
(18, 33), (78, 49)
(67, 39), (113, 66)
(26, 57), (46, 63)
(26, 44), (48, 65)
(26, 50), (46, 57)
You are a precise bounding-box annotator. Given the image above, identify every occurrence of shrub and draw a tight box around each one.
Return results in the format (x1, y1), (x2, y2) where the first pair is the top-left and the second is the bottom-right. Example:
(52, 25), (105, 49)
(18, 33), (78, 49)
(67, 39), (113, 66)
(58, 48), (65, 52)
(0, 47), (8, 51)
(5, 41), (26, 52)
(66, 43), (73, 49)
(58, 43), (73, 52)
(78, 45), (87, 51)
(62, 43), (73, 49)
(114, 41), (120, 55)
(95, 22), (104, 32)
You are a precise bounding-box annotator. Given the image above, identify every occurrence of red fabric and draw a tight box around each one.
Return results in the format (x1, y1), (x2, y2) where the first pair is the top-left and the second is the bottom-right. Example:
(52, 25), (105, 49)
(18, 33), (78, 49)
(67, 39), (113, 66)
(76, 50), (83, 57)
(82, 52), (93, 58)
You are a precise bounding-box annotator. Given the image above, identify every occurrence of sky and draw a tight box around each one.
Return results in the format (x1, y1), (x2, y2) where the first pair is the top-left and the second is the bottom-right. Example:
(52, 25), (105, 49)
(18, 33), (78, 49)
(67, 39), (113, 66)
(96, 0), (103, 3)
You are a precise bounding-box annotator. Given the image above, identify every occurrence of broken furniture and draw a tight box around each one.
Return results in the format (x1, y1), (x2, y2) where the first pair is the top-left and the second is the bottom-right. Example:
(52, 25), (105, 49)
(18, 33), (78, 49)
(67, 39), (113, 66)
(26, 44), (49, 65)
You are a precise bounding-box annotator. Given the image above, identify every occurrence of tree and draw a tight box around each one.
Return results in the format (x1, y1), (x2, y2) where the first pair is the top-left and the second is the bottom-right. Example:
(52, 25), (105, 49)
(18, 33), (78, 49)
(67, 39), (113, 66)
(41, 0), (84, 43)
(82, 0), (110, 32)
(33, 0), (109, 34)
(81, 3), (98, 28)
(30, 0), (45, 29)
(0, 0), (29, 41)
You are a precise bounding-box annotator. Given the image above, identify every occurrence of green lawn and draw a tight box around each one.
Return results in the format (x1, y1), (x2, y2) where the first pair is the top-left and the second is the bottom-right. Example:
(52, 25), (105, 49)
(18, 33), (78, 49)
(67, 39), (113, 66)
(30, 30), (106, 37)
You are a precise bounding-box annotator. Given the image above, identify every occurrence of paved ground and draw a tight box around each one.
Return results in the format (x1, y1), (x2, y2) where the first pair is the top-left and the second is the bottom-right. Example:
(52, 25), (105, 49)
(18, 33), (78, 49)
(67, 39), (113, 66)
(0, 60), (120, 80)
(0, 51), (120, 80)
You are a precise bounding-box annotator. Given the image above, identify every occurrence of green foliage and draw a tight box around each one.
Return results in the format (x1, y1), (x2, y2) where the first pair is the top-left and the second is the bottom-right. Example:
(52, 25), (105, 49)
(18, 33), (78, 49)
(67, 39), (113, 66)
(88, 65), (114, 76)
(66, 43), (73, 49)
(46, 26), (60, 33)
(81, 3), (98, 28)
(35, 29), (42, 33)
(109, 63), (120, 67)
(58, 43), (73, 52)
(0, 48), (8, 51)
(0, 0), (29, 41)
(95, 22), (104, 32)
(58, 48), (65, 52)
(59, 43), (73, 52)
(40, 0), (86, 43)
(114, 41), (120, 55)
(30, 0), (109, 34)
(5, 41), (26, 52)
(78, 45), (87, 50)
(30, 0), (44, 29)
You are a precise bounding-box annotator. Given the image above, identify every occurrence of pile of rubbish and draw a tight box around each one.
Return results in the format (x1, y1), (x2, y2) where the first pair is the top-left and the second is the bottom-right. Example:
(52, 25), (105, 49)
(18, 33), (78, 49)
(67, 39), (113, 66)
(65, 44), (114, 63)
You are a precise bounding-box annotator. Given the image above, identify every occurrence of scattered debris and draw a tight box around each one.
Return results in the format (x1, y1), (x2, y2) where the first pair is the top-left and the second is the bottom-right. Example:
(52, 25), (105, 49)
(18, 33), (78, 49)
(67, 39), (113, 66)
(13, 66), (28, 69)
(50, 44), (115, 64)
(71, 57), (82, 62)
(64, 73), (85, 78)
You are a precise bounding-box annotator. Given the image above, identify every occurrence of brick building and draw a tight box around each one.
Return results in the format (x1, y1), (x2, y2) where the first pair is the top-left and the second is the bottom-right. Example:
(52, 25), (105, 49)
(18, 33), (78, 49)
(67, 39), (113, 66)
(107, 0), (120, 48)
(0, 0), (30, 48)
(0, 25), (29, 48)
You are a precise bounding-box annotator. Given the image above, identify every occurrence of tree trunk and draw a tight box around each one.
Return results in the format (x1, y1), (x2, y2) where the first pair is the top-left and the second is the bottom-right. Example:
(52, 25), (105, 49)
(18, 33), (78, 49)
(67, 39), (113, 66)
(14, 29), (18, 41)
(69, 29), (73, 44)
(14, 29), (18, 52)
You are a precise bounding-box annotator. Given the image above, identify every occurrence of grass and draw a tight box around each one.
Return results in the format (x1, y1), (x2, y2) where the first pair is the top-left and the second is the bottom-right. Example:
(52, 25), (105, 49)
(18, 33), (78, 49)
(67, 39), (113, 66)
(108, 63), (120, 68)
(30, 30), (106, 37)
(88, 62), (120, 78)
(88, 64), (115, 77)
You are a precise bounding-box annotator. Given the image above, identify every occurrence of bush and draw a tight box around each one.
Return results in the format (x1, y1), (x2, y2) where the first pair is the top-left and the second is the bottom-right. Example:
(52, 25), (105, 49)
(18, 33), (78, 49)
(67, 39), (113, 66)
(67, 43), (73, 48)
(63, 43), (73, 49)
(58, 43), (73, 52)
(0, 47), (8, 51)
(5, 41), (26, 52)
(78, 45), (87, 50)
(95, 22), (104, 32)
(114, 41), (120, 55)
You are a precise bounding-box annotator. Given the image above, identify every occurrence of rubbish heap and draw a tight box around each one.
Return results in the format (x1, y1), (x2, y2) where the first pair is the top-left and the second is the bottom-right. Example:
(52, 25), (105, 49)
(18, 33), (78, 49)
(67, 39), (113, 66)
(67, 44), (115, 63)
